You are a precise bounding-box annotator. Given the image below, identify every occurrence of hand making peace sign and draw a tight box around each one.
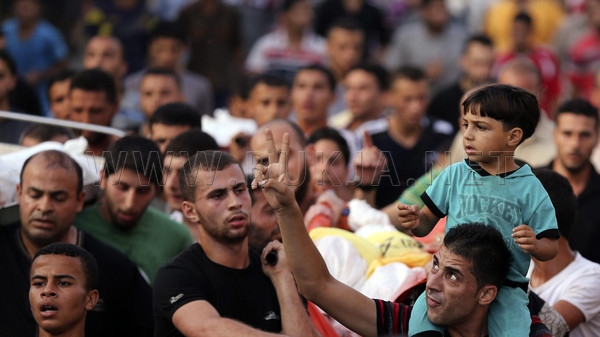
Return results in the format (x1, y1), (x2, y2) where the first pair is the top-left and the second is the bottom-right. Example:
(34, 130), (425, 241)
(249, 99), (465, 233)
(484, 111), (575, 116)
(251, 129), (297, 212)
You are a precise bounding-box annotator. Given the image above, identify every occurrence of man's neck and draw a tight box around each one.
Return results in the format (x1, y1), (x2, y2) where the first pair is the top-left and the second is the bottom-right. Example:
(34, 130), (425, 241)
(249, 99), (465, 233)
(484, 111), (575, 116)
(39, 324), (85, 337)
(348, 109), (381, 131)
(552, 159), (592, 196)
(286, 26), (304, 49)
(18, 20), (37, 37)
(183, 218), (201, 242)
(297, 117), (327, 137)
(87, 135), (113, 158)
(0, 96), (10, 111)
(330, 65), (345, 83)
(477, 154), (520, 176)
(96, 200), (113, 225)
(445, 311), (489, 337)
(198, 232), (250, 269)
(20, 226), (78, 258)
(388, 114), (422, 148)
(530, 238), (575, 287)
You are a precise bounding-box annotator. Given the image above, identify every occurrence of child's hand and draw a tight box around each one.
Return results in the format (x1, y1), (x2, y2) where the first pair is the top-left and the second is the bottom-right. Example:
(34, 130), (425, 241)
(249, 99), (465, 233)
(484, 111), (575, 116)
(512, 224), (537, 254)
(397, 203), (420, 230)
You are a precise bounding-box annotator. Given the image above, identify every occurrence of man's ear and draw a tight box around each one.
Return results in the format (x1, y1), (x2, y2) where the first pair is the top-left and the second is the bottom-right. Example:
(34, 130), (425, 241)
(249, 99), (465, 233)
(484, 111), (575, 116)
(99, 169), (107, 190)
(76, 190), (87, 212)
(478, 284), (498, 305)
(306, 144), (316, 166)
(16, 183), (22, 204)
(507, 127), (523, 147)
(182, 201), (199, 223)
(86, 289), (100, 311)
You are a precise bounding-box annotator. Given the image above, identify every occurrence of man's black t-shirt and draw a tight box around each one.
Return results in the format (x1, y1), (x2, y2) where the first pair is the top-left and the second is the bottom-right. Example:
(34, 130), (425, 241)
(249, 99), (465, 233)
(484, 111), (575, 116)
(426, 82), (464, 132)
(0, 223), (154, 337)
(153, 243), (282, 336)
(371, 117), (454, 209)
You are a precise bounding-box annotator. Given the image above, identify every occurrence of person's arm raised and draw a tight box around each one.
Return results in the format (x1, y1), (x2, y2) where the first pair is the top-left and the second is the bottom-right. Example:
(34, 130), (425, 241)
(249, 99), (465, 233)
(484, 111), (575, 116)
(253, 129), (379, 337)
(172, 301), (284, 337)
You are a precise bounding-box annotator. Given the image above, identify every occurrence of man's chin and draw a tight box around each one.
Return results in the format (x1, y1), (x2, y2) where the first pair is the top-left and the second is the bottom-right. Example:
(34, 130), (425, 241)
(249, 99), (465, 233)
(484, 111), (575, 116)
(84, 132), (108, 146)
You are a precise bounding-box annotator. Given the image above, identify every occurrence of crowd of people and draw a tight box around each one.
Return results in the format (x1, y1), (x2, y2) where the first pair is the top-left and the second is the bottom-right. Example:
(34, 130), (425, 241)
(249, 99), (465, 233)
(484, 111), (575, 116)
(1, 0), (600, 336)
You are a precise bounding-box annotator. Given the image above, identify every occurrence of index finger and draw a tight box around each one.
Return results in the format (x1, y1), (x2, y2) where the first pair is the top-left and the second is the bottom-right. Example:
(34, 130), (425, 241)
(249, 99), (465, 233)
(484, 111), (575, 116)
(265, 128), (279, 165)
(363, 130), (373, 148)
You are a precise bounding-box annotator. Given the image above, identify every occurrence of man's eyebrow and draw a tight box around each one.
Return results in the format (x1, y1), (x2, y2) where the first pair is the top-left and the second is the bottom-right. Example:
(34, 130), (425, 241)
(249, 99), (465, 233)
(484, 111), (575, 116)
(31, 275), (47, 281)
(27, 187), (68, 195)
(443, 266), (464, 278)
(232, 182), (246, 189)
(27, 187), (44, 194)
(432, 255), (464, 277)
(207, 187), (227, 196)
(54, 274), (76, 280)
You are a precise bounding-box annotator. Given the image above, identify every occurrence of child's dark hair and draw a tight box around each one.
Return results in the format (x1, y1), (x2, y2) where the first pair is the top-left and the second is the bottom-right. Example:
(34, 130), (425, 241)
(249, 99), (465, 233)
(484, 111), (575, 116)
(462, 84), (540, 144)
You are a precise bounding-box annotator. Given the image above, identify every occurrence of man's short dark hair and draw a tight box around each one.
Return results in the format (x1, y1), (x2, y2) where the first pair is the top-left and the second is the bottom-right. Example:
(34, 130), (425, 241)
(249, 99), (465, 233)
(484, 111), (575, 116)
(149, 102), (201, 131)
(33, 242), (99, 291)
(347, 63), (390, 91)
(149, 20), (186, 44)
(444, 223), (511, 290)
(164, 129), (220, 158)
(296, 64), (336, 92)
(533, 168), (577, 239)
(280, 0), (306, 12)
(102, 136), (163, 186)
(248, 72), (291, 95)
(21, 150), (83, 194)
(462, 83), (540, 144)
(393, 65), (427, 83)
(70, 69), (117, 104)
(307, 126), (350, 166)
(462, 34), (494, 54)
(46, 69), (76, 98)
(420, 0), (444, 8)
(514, 11), (533, 28)
(20, 124), (74, 144)
(142, 67), (181, 88)
(555, 98), (599, 129)
(326, 17), (364, 37)
(179, 151), (241, 202)
(0, 49), (17, 76)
